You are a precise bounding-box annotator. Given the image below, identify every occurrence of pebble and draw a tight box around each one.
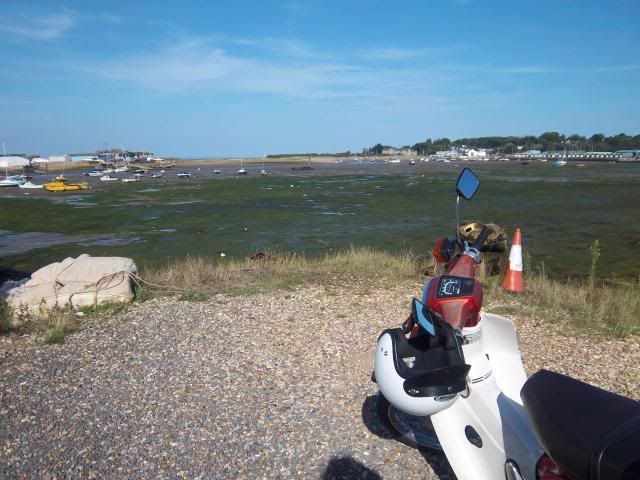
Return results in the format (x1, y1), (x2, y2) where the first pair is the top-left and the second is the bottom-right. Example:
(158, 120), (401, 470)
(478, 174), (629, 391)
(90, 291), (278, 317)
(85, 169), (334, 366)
(0, 282), (638, 479)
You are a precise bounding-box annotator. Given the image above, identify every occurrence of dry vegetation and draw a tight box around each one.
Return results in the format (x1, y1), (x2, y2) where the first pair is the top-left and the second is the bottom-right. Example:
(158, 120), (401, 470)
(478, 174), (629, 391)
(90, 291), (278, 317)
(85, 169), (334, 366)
(2, 245), (637, 343)
(0, 301), (127, 344)
(141, 245), (639, 337)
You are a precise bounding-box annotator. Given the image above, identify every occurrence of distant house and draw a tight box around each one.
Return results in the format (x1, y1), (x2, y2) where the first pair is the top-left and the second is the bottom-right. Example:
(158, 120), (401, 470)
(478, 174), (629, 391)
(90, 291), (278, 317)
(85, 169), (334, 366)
(399, 148), (417, 156)
(32, 157), (49, 164)
(465, 149), (487, 158)
(381, 147), (397, 155)
(0, 156), (30, 167)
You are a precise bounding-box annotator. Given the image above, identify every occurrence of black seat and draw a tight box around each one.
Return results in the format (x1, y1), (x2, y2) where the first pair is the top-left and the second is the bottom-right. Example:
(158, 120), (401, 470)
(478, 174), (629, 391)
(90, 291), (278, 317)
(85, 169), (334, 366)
(521, 369), (640, 480)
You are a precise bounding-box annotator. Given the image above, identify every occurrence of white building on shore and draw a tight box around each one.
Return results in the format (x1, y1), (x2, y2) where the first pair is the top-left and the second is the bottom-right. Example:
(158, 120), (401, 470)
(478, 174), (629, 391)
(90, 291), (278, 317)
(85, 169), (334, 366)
(48, 155), (71, 163)
(0, 156), (30, 167)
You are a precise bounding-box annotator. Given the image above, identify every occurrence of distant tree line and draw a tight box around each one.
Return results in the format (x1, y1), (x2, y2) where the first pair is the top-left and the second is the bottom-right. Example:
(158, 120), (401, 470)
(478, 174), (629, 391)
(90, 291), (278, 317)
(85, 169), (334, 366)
(367, 132), (640, 156)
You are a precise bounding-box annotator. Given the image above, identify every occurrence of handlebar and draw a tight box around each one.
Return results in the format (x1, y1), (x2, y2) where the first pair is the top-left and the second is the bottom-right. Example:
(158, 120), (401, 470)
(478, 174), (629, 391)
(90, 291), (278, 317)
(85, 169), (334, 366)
(471, 225), (491, 251)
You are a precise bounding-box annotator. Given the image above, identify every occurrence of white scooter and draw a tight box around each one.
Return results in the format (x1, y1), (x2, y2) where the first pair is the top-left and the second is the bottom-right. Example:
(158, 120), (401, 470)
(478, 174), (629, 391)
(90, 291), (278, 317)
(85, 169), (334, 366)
(373, 168), (640, 480)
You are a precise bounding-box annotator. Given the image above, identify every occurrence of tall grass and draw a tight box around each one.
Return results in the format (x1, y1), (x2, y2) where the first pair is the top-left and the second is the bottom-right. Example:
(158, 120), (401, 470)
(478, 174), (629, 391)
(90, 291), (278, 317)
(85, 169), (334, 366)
(142, 246), (416, 296)
(484, 240), (639, 337)
(3, 245), (636, 341)
(142, 244), (638, 336)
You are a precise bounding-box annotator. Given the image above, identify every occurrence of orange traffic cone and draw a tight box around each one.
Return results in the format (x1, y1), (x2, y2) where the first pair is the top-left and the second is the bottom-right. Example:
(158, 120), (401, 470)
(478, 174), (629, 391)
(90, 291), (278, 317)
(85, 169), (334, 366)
(502, 228), (524, 293)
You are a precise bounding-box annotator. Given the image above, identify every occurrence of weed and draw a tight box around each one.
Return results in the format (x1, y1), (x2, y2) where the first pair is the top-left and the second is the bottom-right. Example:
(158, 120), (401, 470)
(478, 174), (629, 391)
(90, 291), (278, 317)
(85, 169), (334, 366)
(0, 299), (12, 334)
(178, 292), (209, 302)
(589, 239), (601, 291)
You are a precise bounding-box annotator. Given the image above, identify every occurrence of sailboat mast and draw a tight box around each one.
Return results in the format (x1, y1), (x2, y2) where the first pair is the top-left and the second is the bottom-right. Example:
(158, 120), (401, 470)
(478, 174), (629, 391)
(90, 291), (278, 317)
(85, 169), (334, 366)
(2, 141), (7, 178)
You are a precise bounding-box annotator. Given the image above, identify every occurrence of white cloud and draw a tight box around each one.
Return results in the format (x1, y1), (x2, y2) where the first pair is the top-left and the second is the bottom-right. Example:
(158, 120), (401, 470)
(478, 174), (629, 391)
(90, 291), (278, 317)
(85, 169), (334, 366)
(77, 37), (508, 113)
(357, 47), (434, 61)
(87, 41), (369, 99)
(497, 66), (557, 74)
(0, 11), (75, 41)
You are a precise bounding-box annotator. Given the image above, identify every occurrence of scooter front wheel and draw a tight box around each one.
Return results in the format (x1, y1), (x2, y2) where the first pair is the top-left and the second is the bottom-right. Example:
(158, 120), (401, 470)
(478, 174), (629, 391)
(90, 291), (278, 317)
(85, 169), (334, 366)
(376, 394), (442, 450)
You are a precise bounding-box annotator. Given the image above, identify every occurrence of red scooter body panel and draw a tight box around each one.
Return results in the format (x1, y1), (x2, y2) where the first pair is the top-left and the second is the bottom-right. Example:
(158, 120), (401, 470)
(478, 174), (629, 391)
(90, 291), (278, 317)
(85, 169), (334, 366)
(425, 255), (483, 329)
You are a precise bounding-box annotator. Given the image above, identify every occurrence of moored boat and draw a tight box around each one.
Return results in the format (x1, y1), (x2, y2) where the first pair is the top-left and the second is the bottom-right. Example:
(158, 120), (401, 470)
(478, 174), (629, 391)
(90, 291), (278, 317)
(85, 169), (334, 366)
(18, 181), (43, 189)
(122, 177), (140, 183)
(0, 178), (22, 187)
(44, 181), (89, 192)
(100, 175), (118, 182)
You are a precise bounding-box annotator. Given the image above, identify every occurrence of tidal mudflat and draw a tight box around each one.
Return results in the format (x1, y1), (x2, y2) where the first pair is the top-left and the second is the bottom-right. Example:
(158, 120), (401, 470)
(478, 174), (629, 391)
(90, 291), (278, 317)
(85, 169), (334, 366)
(1, 161), (638, 278)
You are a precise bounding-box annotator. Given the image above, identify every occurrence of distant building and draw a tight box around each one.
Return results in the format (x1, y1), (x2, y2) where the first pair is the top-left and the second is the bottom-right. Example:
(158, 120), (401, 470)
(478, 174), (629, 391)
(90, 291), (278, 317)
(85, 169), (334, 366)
(381, 147), (397, 155)
(70, 155), (96, 162)
(32, 157), (49, 164)
(0, 156), (30, 167)
(49, 155), (71, 163)
(614, 150), (640, 158)
(465, 149), (487, 158)
(399, 148), (417, 156)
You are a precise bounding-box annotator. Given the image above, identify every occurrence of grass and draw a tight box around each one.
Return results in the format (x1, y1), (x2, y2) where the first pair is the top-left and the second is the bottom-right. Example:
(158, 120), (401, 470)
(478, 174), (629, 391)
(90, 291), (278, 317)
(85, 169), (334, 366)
(140, 246), (416, 298)
(141, 244), (639, 337)
(2, 244), (637, 343)
(178, 292), (209, 302)
(482, 241), (640, 337)
(0, 299), (12, 334)
(0, 300), (130, 344)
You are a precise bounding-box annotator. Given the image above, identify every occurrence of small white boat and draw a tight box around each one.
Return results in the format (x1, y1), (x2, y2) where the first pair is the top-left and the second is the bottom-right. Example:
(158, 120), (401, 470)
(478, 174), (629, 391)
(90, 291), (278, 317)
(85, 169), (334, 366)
(151, 173), (163, 178)
(102, 168), (115, 174)
(19, 181), (43, 189)
(122, 177), (140, 183)
(238, 157), (247, 175)
(260, 169), (270, 176)
(409, 160), (416, 165)
(133, 173), (144, 178)
(100, 175), (118, 182)
(0, 178), (22, 187)
(114, 166), (129, 173)
(177, 172), (192, 178)
(88, 170), (104, 177)
(388, 158), (401, 164)
(213, 169), (221, 174)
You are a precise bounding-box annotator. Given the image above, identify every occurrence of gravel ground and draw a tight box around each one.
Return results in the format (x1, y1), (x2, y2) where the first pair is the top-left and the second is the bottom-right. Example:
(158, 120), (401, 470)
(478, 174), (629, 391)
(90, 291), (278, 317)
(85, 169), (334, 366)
(1, 281), (638, 479)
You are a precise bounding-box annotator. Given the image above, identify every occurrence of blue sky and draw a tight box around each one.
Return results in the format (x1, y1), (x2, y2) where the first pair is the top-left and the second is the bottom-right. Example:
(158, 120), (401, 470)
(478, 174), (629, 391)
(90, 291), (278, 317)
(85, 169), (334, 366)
(1, 0), (638, 157)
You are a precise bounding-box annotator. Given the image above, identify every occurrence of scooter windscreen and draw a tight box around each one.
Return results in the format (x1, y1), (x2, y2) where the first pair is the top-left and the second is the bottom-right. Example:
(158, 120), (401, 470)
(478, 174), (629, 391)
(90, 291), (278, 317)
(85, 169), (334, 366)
(411, 298), (436, 336)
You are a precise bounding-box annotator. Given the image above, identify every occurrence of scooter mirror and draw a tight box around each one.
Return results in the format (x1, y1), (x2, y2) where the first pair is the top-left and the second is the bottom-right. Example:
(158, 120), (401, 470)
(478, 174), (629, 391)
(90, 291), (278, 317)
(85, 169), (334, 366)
(456, 168), (480, 200)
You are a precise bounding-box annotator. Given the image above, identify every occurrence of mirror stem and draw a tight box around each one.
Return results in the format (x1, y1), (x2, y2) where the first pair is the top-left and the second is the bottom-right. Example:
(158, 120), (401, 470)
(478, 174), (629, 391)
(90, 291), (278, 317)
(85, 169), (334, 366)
(456, 195), (461, 244)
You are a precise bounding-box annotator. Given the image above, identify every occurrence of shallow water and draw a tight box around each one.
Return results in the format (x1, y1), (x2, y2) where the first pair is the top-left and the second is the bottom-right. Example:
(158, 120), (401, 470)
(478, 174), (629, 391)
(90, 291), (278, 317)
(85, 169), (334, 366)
(1, 162), (639, 278)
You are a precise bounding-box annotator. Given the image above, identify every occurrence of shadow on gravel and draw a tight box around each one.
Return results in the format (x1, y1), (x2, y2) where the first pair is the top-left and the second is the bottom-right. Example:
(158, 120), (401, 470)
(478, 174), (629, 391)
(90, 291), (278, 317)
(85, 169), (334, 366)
(321, 456), (382, 480)
(361, 394), (457, 480)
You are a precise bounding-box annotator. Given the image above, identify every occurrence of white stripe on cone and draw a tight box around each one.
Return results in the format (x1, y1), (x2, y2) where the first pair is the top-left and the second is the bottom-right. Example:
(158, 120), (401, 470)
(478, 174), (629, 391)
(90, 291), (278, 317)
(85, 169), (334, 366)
(508, 245), (523, 272)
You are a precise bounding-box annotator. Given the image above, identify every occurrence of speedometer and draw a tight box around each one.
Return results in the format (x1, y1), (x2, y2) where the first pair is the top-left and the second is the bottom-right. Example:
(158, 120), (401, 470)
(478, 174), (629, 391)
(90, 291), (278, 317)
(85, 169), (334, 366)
(436, 275), (475, 299)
